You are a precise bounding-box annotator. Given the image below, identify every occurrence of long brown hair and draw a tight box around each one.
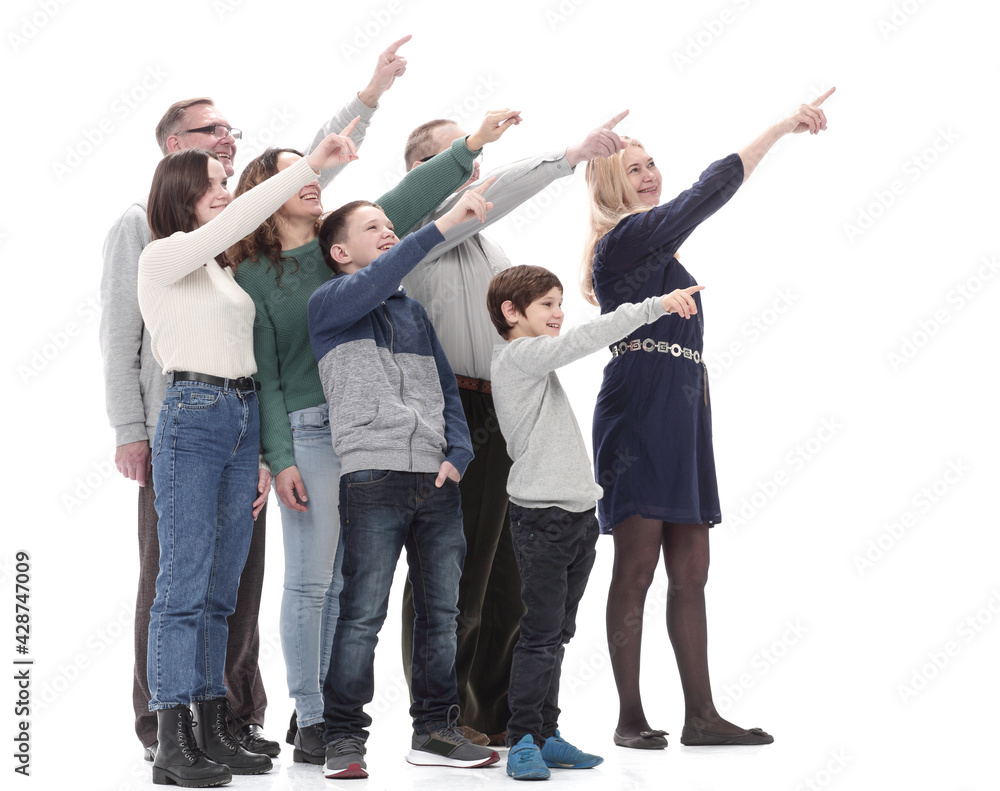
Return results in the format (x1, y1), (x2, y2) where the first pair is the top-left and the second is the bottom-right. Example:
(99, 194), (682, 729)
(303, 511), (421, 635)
(226, 147), (308, 284)
(580, 137), (653, 306)
(146, 148), (213, 236)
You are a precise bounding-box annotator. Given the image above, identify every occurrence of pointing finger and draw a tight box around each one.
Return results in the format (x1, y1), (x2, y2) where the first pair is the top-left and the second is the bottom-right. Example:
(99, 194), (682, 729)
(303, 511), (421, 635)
(384, 34), (412, 56)
(338, 116), (360, 137)
(810, 87), (836, 107)
(471, 176), (497, 195)
(604, 109), (629, 129)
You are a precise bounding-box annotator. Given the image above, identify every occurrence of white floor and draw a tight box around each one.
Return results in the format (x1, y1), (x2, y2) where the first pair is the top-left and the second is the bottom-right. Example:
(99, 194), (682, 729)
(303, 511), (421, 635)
(7, 1), (1000, 789)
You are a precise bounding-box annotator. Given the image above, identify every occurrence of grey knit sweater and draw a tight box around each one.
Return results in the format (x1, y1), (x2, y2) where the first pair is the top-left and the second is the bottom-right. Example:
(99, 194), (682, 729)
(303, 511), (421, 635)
(491, 296), (667, 512)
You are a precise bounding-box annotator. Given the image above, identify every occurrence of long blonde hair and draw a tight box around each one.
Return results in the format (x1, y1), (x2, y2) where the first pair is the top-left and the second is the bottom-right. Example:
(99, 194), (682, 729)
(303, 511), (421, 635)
(580, 137), (653, 306)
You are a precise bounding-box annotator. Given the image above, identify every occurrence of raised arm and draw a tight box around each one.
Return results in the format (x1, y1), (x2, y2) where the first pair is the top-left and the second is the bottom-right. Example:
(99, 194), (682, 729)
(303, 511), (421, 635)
(378, 136), (478, 237)
(141, 127), (358, 287)
(306, 35), (411, 189)
(308, 183), (493, 337)
(424, 111), (628, 258)
(738, 87), (834, 182)
(600, 154), (745, 272)
(505, 295), (671, 377)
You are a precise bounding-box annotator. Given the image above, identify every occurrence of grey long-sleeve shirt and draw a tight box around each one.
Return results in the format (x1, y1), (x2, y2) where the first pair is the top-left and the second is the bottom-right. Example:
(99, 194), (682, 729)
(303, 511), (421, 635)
(99, 95), (375, 446)
(402, 151), (574, 381)
(491, 296), (667, 513)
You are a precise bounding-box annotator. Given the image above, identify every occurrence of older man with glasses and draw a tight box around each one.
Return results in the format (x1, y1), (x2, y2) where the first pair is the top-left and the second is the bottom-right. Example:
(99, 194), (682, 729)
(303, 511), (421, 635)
(99, 37), (409, 767)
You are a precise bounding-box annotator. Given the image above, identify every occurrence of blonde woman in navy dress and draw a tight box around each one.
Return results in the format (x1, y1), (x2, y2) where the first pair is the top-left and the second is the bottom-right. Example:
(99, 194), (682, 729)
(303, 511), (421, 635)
(580, 90), (834, 749)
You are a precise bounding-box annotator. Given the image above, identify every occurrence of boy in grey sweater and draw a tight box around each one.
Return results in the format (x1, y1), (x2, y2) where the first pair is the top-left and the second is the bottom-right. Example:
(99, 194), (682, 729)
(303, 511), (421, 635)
(486, 265), (703, 780)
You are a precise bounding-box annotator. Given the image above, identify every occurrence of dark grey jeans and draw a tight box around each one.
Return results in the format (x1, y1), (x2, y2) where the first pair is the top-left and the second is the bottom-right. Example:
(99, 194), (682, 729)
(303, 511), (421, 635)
(505, 504), (599, 747)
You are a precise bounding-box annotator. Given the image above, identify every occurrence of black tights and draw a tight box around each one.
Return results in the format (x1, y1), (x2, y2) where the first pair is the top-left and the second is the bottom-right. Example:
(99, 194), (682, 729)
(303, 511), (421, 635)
(606, 516), (744, 736)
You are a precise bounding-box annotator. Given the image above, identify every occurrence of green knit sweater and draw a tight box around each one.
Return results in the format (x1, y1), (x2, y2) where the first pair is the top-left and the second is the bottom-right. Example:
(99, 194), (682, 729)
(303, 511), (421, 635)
(235, 137), (478, 474)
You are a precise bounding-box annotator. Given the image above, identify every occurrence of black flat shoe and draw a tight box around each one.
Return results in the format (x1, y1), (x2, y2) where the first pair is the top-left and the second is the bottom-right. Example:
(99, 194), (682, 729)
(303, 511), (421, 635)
(613, 729), (668, 749)
(680, 726), (773, 746)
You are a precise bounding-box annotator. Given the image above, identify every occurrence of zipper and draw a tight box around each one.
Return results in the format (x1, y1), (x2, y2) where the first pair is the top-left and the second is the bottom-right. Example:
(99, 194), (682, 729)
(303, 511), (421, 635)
(383, 303), (417, 470)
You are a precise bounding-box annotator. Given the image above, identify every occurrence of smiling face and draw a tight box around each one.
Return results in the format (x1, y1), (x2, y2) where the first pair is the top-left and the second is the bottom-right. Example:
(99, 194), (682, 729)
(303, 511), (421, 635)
(332, 206), (399, 274)
(507, 286), (565, 339)
(623, 144), (661, 206)
(171, 103), (238, 176)
(193, 157), (231, 228)
(275, 152), (322, 224)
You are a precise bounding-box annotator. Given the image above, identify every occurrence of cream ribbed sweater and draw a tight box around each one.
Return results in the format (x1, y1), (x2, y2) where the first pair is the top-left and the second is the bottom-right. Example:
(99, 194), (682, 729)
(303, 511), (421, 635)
(138, 155), (318, 378)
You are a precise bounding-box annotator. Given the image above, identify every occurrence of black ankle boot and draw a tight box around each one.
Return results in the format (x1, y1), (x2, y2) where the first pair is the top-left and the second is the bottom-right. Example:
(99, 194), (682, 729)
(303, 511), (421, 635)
(152, 704), (232, 787)
(194, 698), (272, 775)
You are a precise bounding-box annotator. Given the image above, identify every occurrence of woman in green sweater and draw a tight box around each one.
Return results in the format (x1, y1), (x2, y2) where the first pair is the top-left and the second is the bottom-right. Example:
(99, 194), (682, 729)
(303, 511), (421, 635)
(230, 111), (514, 764)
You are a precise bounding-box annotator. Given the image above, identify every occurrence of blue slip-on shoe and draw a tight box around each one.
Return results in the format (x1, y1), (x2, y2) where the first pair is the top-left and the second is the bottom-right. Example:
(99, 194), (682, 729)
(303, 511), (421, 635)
(540, 730), (604, 769)
(506, 735), (551, 780)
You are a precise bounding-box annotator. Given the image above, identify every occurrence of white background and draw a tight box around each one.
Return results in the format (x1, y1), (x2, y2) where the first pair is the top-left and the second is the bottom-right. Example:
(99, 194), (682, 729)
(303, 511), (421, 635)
(2, 0), (998, 789)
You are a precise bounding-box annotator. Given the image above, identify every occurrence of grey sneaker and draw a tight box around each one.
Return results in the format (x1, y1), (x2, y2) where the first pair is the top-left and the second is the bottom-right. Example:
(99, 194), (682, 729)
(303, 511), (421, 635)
(324, 735), (368, 779)
(407, 725), (499, 768)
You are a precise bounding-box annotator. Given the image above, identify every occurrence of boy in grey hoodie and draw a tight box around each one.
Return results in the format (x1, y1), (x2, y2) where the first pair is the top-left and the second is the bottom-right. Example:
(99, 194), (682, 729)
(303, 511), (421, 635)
(307, 183), (502, 780)
(487, 265), (702, 780)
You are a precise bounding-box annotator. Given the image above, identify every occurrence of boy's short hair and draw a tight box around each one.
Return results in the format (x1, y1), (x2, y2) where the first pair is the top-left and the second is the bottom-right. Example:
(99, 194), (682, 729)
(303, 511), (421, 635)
(318, 200), (382, 273)
(487, 265), (564, 339)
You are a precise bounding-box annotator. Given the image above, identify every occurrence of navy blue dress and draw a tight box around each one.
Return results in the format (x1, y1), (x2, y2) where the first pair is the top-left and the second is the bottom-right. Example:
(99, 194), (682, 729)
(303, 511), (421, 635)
(592, 153), (744, 532)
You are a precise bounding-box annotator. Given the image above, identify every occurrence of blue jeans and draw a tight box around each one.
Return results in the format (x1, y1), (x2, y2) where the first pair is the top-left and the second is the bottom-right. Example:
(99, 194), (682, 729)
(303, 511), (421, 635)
(505, 504), (599, 746)
(323, 470), (465, 741)
(278, 404), (344, 728)
(147, 380), (260, 709)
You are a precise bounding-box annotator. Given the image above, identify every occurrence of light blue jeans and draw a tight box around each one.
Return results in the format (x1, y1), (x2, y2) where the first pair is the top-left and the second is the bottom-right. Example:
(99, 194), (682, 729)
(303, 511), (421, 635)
(147, 380), (259, 709)
(278, 403), (344, 727)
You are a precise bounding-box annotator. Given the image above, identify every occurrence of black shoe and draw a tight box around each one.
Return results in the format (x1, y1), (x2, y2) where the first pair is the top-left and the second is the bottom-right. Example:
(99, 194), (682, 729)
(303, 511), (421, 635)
(293, 721), (327, 765)
(238, 724), (280, 758)
(194, 698), (272, 775)
(144, 742), (157, 762)
(286, 710), (297, 746)
(151, 705), (231, 788)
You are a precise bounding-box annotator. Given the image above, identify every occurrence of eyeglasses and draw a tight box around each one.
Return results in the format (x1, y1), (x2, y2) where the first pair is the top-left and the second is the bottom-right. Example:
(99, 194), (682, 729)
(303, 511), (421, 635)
(181, 124), (242, 140)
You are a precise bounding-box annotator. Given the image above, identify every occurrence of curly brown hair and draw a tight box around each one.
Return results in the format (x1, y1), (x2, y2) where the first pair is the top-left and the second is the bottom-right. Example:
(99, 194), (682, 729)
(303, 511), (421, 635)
(226, 147), (310, 284)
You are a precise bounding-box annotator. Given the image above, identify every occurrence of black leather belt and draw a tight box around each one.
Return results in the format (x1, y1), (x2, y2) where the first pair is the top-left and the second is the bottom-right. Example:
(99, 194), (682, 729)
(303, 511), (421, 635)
(169, 371), (260, 392)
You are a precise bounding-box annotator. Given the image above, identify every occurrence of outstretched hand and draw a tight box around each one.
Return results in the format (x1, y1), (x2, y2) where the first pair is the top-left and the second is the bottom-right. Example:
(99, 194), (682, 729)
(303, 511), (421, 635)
(661, 285), (704, 319)
(306, 118), (360, 172)
(566, 109), (629, 167)
(785, 87), (835, 135)
(466, 109), (522, 151)
(359, 34), (411, 105)
(435, 177), (496, 233)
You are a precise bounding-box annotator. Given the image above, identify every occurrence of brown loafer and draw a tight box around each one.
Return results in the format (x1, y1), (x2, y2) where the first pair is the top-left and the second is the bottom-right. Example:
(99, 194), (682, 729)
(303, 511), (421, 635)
(613, 729), (668, 749)
(460, 725), (491, 746)
(680, 726), (773, 746)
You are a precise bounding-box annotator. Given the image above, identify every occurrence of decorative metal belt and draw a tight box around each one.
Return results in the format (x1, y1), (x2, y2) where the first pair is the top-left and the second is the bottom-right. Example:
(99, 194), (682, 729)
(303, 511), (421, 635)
(609, 338), (702, 365)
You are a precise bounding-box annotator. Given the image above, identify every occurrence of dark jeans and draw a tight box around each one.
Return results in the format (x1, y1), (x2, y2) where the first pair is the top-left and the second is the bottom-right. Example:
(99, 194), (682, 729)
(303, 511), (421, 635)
(134, 475), (267, 744)
(324, 470), (465, 742)
(401, 388), (523, 734)
(505, 504), (599, 747)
